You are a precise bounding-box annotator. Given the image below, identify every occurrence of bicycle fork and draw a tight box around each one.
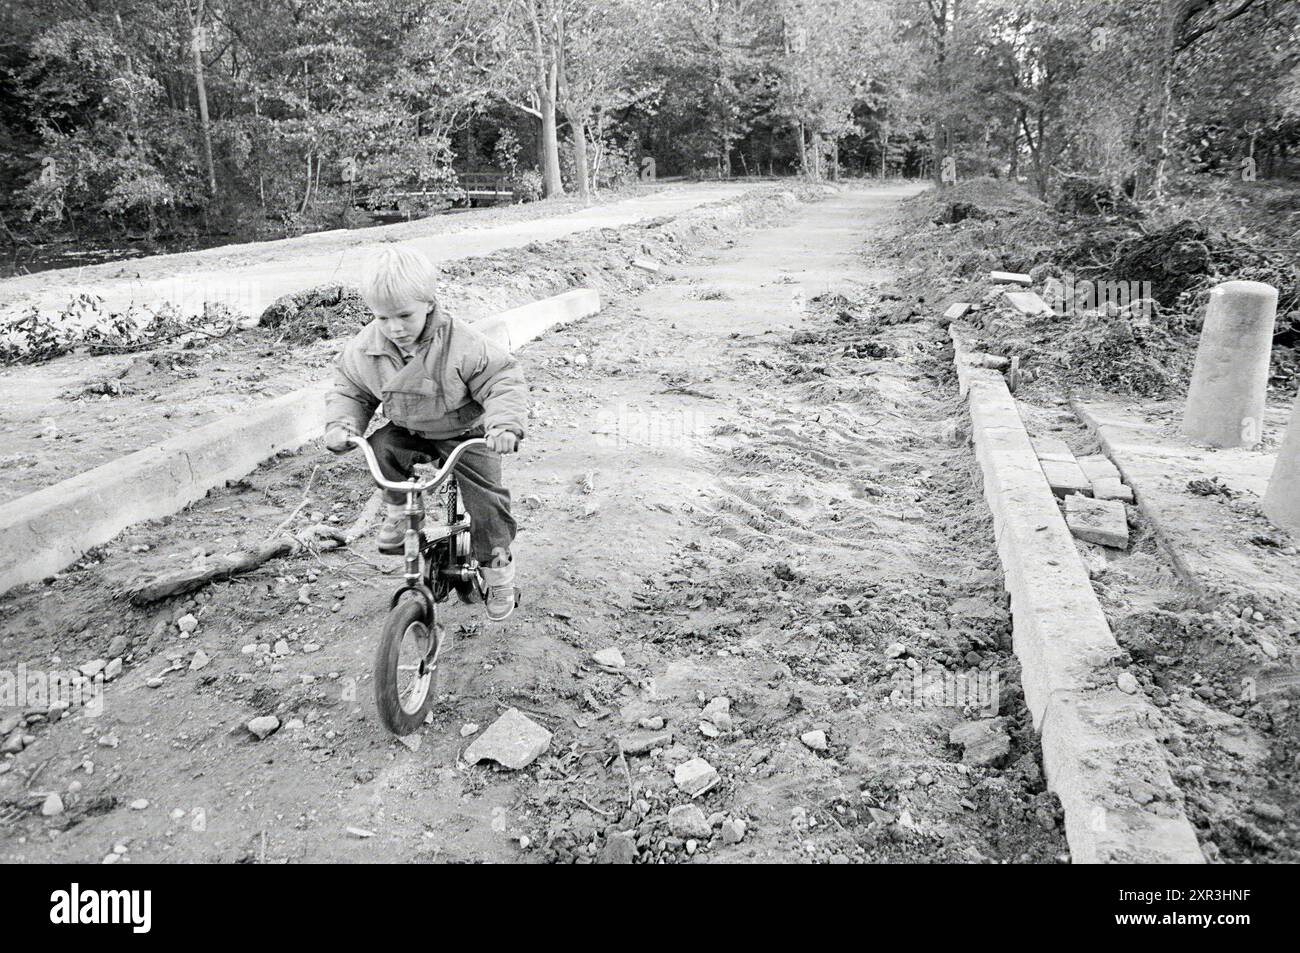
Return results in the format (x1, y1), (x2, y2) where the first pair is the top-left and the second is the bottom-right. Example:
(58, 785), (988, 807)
(402, 489), (424, 588)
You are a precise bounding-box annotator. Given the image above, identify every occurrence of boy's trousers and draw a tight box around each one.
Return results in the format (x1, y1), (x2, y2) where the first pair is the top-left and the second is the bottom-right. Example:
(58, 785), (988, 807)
(368, 422), (516, 566)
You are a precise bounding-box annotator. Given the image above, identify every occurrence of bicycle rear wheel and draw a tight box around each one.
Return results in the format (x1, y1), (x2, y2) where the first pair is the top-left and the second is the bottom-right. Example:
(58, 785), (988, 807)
(373, 595), (440, 736)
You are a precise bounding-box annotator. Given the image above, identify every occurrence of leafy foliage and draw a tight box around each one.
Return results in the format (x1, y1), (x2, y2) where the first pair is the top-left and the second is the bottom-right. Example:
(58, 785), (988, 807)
(0, 296), (226, 365)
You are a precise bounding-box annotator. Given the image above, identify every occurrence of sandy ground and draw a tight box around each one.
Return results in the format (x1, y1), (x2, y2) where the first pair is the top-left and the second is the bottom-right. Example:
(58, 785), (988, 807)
(0, 184), (748, 323)
(0, 185), (1068, 864)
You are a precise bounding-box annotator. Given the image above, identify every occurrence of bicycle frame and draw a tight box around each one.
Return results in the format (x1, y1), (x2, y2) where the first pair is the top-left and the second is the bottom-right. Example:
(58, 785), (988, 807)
(348, 434), (487, 609)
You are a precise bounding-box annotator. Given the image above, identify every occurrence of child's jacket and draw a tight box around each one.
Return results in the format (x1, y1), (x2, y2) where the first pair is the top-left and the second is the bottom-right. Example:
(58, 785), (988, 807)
(327, 314), (527, 440)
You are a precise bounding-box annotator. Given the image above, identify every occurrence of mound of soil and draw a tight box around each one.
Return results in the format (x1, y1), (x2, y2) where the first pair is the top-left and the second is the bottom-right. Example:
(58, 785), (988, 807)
(257, 285), (372, 344)
(1110, 222), (1270, 307)
(1055, 220), (1299, 324)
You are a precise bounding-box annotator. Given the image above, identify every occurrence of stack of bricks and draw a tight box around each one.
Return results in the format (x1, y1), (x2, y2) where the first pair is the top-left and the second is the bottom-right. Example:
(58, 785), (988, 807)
(1077, 454), (1133, 503)
(1030, 436), (1134, 549)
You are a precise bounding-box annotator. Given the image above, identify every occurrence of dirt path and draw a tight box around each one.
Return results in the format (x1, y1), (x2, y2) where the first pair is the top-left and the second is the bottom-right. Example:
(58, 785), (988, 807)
(0, 183), (748, 322)
(0, 185), (1068, 864)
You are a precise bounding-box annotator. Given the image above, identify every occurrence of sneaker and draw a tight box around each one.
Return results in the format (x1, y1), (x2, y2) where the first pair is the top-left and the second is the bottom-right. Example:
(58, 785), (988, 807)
(485, 585), (520, 622)
(377, 501), (416, 553)
(481, 559), (518, 622)
(377, 517), (405, 555)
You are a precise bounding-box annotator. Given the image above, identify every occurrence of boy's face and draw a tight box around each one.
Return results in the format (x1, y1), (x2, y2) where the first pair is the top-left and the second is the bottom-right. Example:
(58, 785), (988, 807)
(372, 297), (433, 350)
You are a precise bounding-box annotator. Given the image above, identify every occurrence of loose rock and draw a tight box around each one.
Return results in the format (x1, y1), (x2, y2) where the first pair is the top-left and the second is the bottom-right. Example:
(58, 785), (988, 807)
(599, 831), (637, 864)
(674, 757), (720, 797)
(668, 804), (711, 839)
(592, 648), (626, 671)
(800, 729), (829, 751)
(721, 818), (747, 844)
(948, 719), (1012, 768)
(701, 696), (733, 731)
(618, 729), (673, 756)
(247, 715), (281, 740)
(462, 708), (552, 770)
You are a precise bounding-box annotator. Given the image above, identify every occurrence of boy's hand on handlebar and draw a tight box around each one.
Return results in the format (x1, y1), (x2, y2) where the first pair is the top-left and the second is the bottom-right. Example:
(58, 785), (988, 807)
(485, 429), (518, 454)
(325, 423), (357, 454)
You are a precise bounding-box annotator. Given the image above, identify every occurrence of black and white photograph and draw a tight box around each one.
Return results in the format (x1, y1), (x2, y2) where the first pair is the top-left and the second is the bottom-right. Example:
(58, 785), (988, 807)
(0, 0), (1295, 905)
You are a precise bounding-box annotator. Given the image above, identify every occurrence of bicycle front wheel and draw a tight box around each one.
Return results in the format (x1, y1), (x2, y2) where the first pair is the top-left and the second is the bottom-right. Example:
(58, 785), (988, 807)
(373, 596), (439, 736)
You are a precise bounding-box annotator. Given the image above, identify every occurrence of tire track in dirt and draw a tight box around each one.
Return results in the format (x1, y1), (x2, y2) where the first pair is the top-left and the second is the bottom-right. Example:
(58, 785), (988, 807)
(0, 185), (1065, 864)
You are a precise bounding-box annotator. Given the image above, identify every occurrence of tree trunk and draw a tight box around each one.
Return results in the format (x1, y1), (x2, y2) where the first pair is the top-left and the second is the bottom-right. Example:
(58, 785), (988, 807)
(527, 0), (564, 198)
(568, 112), (590, 198)
(539, 85), (563, 197)
(299, 153), (314, 214)
(1137, 0), (1180, 200)
(1034, 108), (1047, 198)
(188, 0), (217, 197)
(1009, 109), (1020, 179)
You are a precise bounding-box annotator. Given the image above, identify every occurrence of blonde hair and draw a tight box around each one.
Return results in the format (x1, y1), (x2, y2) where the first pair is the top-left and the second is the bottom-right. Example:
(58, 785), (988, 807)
(358, 243), (440, 312)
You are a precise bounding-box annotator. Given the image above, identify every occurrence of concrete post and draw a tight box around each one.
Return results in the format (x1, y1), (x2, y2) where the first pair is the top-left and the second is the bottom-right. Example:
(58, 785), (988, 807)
(1182, 280), (1278, 448)
(1264, 391), (1300, 533)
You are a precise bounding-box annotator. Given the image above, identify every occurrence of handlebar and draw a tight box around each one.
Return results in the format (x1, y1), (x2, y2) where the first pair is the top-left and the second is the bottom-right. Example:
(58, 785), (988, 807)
(347, 435), (489, 494)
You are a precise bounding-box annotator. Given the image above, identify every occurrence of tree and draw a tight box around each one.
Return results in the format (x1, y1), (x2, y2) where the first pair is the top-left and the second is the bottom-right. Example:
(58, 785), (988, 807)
(556, 0), (649, 197)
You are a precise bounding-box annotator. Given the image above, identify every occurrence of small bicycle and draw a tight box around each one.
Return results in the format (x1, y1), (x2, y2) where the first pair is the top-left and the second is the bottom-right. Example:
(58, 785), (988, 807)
(349, 434), (488, 736)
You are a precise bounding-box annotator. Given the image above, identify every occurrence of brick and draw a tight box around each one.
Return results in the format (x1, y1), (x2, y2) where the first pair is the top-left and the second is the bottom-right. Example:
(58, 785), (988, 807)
(1065, 493), (1129, 548)
(1003, 291), (1052, 316)
(942, 302), (971, 322)
(1031, 435), (1076, 463)
(1077, 453), (1120, 483)
(1041, 459), (1092, 498)
(1091, 477), (1134, 503)
(990, 270), (1032, 286)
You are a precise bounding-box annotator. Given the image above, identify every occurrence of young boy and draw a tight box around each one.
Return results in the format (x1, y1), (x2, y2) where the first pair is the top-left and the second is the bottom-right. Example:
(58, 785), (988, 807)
(323, 244), (526, 622)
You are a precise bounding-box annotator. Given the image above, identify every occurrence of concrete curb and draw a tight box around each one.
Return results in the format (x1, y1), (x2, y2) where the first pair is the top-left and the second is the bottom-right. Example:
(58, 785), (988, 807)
(0, 289), (601, 597)
(473, 289), (599, 352)
(950, 325), (1204, 863)
(0, 387), (329, 595)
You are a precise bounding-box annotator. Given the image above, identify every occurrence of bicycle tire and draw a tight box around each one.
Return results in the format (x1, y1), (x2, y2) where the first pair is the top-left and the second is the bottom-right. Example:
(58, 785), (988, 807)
(373, 595), (438, 736)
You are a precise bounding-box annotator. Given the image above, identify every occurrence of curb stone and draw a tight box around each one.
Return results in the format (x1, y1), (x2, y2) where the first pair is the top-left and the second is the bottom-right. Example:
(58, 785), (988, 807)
(0, 289), (602, 596)
(949, 324), (1203, 864)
